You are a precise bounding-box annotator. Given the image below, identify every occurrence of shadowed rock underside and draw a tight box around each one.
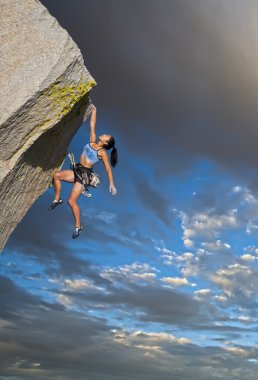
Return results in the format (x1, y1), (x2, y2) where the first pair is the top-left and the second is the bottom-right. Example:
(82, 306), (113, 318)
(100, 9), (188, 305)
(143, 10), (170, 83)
(0, 0), (96, 250)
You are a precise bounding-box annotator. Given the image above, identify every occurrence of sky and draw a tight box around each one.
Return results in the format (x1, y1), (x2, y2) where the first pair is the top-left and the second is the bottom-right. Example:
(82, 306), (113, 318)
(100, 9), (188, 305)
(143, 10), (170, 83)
(1, 0), (258, 379)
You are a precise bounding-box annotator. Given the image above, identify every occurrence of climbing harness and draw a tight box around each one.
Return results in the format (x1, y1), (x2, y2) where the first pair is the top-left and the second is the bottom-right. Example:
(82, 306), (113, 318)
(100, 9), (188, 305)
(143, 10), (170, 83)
(49, 152), (100, 197)
(66, 152), (101, 198)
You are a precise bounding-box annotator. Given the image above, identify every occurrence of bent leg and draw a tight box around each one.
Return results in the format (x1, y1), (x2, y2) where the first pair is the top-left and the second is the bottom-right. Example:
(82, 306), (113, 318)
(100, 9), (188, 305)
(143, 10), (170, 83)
(53, 170), (75, 201)
(68, 181), (83, 228)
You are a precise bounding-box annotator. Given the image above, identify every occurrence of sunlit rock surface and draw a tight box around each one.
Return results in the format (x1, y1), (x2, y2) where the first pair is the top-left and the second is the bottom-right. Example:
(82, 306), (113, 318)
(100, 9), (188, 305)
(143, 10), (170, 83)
(0, 0), (96, 250)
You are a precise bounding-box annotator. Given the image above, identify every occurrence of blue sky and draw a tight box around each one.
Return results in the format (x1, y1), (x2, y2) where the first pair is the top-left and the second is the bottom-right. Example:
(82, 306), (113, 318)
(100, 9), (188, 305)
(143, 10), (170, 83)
(1, 1), (258, 379)
(2, 116), (258, 379)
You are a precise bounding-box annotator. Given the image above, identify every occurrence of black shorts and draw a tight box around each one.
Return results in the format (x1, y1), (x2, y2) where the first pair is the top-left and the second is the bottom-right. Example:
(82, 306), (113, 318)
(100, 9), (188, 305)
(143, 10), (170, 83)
(74, 163), (92, 185)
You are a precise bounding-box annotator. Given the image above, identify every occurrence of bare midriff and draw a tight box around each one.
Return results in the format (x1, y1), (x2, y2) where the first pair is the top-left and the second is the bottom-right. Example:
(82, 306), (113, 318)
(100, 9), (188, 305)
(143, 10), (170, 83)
(80, 154), (94, 169)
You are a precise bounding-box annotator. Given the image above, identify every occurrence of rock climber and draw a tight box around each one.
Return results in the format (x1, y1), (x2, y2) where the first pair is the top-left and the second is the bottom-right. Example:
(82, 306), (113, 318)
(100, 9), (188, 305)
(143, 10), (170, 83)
(49, 105), (118, 238)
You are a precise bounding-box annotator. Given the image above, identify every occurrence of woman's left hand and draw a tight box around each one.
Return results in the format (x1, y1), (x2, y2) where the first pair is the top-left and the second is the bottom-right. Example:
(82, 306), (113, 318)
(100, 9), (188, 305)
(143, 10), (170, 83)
(109, 183), (117, 196)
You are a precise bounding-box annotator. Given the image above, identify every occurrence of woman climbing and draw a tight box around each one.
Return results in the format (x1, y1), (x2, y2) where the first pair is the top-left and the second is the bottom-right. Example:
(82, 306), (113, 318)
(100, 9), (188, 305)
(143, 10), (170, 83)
(49, 105), (118, 239)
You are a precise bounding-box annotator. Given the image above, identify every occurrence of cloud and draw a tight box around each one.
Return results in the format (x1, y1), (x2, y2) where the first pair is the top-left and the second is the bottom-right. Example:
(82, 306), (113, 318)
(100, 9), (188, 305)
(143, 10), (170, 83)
(240, 254), (258, 262)
(161, 276), (189, 287)
(0, 275), (50, 321)
(88, 283), (212, 326)
(1, 271), (258, 379)
(63, 278), (104, 291)
(40, 260), (215, 327)
(180, 209), (238, 247)
(202, 240), (231, 252)
(194, 289), (212, 300)
(209, 264), (258, 306)
(3, 191), (122, 283)
(222, 346), (253, 358)
(100, 262), (158, 285)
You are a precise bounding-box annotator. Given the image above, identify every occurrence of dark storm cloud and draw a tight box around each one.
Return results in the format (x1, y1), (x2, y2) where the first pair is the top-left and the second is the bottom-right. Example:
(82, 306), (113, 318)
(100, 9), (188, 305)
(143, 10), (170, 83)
(56, 275), (216, 327)
(42, 0), (258, 182)
(0, 275), (44, 320)
(135, 173), (173, 226)
(4, 196), (111, 285)
(48, 261), (258, 334)
(4, 178), (167, 276)
(0, 274), (64, 328)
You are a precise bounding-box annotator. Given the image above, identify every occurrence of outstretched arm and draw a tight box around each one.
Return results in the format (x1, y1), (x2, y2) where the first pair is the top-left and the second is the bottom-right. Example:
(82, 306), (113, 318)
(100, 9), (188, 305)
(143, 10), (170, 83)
(90, 106), (97, 142)
(100, 151), (117, 195)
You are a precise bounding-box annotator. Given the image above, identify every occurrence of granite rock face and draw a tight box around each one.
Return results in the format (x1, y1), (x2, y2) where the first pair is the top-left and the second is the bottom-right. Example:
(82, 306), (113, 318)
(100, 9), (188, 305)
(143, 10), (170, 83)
(0, 0), (96, 250)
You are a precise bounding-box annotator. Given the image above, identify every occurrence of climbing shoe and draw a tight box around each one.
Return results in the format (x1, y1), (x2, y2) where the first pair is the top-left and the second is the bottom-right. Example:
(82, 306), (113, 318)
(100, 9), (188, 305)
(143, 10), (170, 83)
(72, 225), (83, 239)
(49, 199), (63, 210)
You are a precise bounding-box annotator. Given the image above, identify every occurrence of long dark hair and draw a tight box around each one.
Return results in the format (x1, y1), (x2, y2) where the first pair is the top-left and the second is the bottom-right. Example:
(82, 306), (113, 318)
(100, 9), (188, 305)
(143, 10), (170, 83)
(105, 136), (118, 167)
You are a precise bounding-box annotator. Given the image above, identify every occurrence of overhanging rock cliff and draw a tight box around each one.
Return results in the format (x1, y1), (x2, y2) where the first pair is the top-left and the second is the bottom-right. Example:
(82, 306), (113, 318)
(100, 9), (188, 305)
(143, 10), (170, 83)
(0, 0), (96, 251)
